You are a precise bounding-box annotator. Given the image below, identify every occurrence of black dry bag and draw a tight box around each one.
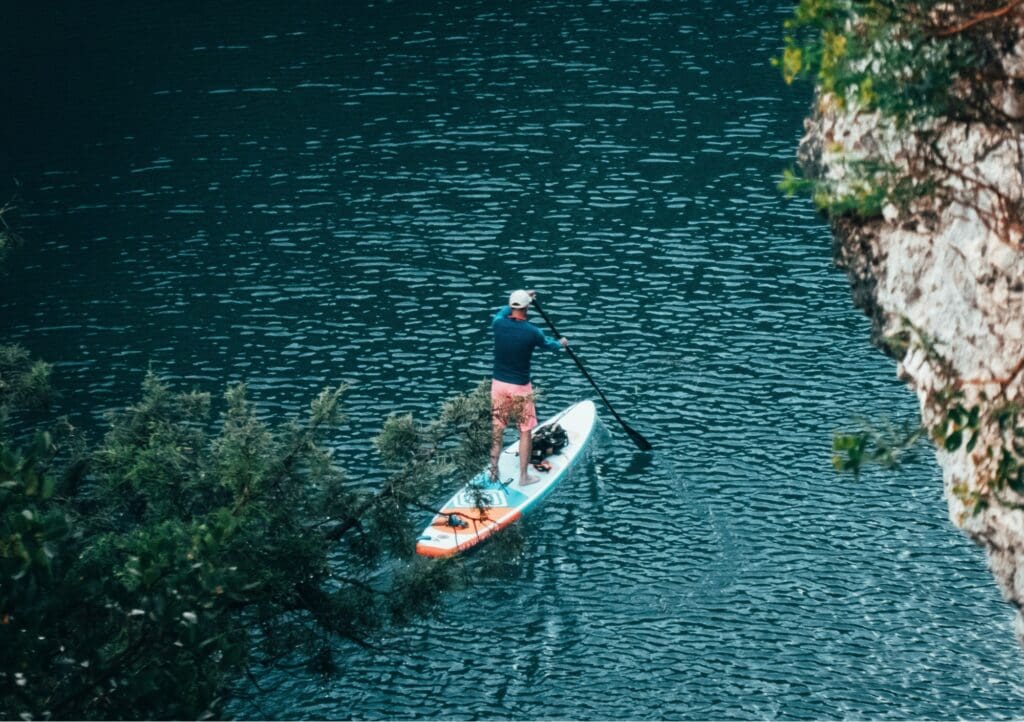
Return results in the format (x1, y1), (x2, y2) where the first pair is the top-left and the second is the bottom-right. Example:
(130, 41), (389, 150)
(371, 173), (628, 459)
(530, 423), (569, 465)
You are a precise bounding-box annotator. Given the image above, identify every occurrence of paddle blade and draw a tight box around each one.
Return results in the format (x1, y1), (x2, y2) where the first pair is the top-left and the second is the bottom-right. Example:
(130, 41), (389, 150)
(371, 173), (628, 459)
(624, 423), (653, 451)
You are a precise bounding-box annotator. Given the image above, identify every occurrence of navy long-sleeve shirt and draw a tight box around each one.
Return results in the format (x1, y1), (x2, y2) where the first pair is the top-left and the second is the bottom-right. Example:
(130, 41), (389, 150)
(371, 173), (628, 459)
(491, 305), (562, 385)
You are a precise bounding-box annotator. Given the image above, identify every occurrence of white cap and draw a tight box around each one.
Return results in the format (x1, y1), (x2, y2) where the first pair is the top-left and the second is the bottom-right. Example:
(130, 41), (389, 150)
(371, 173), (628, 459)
(509, 289), (532, 309)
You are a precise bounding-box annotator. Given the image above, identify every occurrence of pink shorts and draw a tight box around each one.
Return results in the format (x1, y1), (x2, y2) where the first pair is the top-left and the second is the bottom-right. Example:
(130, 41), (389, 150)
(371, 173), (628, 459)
(491, 379), (538, 432)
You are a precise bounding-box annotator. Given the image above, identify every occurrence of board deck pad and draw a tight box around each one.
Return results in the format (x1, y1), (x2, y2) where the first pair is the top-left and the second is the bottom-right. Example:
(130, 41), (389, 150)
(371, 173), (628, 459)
(415, 400), (597, 558)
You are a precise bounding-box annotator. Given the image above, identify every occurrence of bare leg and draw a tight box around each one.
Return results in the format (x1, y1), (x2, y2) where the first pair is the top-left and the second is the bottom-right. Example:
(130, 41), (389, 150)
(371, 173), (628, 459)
(489, 418), (504, 481)
(518, 431), (539, 485)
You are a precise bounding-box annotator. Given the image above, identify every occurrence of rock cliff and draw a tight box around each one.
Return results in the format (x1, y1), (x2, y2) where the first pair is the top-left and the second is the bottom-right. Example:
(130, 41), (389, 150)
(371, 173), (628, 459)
(798, 29), (1024, 640)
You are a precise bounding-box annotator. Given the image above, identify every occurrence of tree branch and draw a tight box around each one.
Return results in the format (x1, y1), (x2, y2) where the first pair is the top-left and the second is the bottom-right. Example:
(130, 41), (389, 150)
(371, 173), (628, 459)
(933, 0), (1023, 37)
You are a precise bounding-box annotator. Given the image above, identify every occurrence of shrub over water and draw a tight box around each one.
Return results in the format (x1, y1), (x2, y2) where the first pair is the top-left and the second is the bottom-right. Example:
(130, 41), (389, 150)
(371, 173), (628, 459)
(1, 354), (493, 719)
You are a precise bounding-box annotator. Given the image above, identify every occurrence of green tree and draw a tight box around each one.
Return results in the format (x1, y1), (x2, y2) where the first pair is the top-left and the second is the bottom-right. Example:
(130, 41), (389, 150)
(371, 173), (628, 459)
(776, 0), (1024, 234)
(0, 195), (497, 719)
(1, 365), (494, 719)
(0, 199), (22, 267)
(0, 344), (52, 428)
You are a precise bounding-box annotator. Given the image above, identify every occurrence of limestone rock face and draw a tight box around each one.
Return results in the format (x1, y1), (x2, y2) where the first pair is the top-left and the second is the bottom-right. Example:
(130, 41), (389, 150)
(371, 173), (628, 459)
(799, 90), (1024, 639)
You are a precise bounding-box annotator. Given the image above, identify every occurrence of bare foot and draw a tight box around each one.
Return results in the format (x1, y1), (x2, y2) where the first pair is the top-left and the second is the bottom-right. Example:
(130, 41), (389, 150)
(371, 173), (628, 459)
(519, 474), (541, 486)
(488, 465), (499, 482)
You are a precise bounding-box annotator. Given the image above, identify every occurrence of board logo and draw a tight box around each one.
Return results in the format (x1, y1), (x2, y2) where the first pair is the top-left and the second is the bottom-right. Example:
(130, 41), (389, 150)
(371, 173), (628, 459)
(455, 488), (508, 508)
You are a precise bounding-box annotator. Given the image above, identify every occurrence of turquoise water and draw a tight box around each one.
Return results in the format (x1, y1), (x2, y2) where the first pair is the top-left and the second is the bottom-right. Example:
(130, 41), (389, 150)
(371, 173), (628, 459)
(3, 1), (1024, 718)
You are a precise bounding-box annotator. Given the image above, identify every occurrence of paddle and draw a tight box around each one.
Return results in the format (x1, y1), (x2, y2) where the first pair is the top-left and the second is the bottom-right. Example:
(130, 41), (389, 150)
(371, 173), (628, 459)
(530, 297), (653, 451)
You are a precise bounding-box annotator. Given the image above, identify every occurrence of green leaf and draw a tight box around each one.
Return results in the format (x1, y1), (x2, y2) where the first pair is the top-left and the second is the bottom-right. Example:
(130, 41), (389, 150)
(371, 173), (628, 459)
(0, 447), (19, 475)
(781, 45), (804, 84)
(1007, 470), (1024, 496)
(41, 474), (55, 500)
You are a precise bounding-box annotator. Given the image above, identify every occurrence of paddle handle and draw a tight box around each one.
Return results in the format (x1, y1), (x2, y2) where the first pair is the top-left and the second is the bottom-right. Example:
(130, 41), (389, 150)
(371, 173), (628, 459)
(531, 298), (652, 451)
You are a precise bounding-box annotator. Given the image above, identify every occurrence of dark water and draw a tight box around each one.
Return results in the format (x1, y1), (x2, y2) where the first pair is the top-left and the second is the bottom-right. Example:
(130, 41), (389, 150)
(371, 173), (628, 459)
(4, 1), (1024, 719)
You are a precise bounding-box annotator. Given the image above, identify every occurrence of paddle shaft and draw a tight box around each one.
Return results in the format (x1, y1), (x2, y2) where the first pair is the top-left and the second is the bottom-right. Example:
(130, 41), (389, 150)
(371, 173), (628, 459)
(530, 298), (652, 451)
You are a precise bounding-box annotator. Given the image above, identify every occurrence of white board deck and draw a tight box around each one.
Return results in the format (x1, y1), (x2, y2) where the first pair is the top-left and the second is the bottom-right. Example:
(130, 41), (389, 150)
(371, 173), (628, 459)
(415, 399), (597, 558)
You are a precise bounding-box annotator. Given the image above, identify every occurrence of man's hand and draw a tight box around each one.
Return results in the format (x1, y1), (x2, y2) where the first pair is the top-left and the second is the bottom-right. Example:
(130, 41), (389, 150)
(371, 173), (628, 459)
(559, 337), (569, 349)
(527, 289), (537, 299)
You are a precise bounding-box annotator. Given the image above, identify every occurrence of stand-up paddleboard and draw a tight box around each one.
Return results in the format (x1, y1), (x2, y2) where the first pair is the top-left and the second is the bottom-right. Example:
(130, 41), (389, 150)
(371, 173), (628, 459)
(416, 399), (597, 558)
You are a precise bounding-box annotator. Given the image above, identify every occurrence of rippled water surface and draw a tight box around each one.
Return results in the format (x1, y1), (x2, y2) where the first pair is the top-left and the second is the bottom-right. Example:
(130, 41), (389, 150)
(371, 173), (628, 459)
(4, 1), (1024, 718)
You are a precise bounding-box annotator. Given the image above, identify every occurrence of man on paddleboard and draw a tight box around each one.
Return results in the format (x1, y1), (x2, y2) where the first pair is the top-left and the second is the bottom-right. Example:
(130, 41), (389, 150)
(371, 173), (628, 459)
(491, 289), (569, 485)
